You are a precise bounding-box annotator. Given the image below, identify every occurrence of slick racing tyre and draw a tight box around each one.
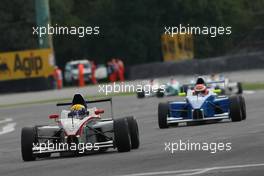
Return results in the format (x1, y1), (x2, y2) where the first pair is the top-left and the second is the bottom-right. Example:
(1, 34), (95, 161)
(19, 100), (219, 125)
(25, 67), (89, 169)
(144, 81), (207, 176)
(126, 116), (140, 149)
(229, 96), (242, 122)
(239, 95), (246, 120)
(21, 127), (37, 161)
(157, 88), (165, 98)
(137, 90), (145, 98)
(158, 103), (169, 128)
(237, 82), (243, 94)
(114, 118), (131, 152)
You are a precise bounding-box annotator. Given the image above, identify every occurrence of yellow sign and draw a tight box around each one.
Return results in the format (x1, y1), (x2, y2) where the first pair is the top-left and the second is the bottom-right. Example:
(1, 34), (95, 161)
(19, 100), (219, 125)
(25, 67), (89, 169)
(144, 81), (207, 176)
(0, 49), (55, 81)
(161, 34), (194, 62)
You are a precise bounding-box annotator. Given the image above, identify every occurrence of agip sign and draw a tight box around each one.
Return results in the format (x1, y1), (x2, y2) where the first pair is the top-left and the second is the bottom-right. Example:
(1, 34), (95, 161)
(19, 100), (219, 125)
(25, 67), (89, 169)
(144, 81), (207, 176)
(0, 49), (55, 81)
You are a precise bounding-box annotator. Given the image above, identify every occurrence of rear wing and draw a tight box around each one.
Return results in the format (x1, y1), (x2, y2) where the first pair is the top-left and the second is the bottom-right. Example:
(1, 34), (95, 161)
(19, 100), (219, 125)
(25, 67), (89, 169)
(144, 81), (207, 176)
(56, 98), (112, 106)
(182, 80), (226, 91)
(207, 80), (225, 85)
(56, 97), (113, 119)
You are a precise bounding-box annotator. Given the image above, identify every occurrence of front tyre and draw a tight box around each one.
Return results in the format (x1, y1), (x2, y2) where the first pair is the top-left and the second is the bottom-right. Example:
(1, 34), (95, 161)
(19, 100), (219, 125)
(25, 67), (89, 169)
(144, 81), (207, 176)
(114, 118), (131, 152)
(157, 88), (165, 98)
(158, 103), (169, 128)
(21, 127), (37, 161)
(126, 116), (140, 149)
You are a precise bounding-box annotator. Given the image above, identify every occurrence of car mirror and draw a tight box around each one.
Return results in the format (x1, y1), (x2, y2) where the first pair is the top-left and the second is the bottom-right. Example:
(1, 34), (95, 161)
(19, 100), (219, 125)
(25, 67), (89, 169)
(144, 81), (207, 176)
(49, 114), (59, 119)
(95, 109), (104, 115)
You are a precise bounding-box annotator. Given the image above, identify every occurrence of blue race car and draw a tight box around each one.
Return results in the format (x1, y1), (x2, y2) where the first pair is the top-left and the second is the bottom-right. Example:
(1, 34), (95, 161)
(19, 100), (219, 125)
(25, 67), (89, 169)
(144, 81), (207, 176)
(158, 78), (246, 128)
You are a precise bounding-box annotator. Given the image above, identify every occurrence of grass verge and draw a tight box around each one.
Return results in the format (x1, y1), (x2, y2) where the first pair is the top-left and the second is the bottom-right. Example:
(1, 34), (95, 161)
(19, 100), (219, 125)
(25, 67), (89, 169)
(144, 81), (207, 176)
(242, 82), (264, 90)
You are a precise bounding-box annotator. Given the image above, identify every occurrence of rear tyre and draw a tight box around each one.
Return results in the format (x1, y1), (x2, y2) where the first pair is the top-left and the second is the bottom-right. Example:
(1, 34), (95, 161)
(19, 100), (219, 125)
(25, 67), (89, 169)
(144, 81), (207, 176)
(237, 82), (243, 94)
(229, 96), (242, 122)
(137, 90), (145, 98)
(158, 103), (169, 128)
(157, 88), (164, 98)
(21, 127), (37, 161)
(239, 95), (246, 120)
(114, 118), (131, 152)
(126, 116), (140, 149)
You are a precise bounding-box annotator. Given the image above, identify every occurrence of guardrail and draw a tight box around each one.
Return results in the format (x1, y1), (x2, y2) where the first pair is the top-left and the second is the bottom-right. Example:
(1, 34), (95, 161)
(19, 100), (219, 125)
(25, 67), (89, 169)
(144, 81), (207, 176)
(128, 52), (264, 79)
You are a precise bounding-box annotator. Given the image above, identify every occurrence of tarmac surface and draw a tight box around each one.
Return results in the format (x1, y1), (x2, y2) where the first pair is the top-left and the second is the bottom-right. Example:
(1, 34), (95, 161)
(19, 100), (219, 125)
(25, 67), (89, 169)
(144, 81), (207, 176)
(0, 90), (264, 176)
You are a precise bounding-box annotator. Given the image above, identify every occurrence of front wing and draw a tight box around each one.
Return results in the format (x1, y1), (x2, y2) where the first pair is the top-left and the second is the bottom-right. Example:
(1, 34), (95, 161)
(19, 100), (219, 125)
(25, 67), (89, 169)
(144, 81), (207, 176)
(167, 112), (229, 124)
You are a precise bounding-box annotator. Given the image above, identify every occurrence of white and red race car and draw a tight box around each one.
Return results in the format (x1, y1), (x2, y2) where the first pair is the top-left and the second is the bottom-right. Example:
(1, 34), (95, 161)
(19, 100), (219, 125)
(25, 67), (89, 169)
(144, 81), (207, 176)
(21, 94), (139, 161)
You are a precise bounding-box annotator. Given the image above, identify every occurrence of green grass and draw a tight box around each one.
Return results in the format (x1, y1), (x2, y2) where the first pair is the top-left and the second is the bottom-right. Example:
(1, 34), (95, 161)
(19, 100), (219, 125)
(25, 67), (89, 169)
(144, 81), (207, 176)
(0, 92), (135, 108)
(242, 82), (264, 90)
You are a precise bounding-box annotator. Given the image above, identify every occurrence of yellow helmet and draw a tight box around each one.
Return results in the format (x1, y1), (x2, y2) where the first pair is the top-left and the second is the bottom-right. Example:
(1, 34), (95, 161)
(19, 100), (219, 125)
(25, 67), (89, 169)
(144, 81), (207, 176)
(69, 104), (87, 118)
(71, 104), (85, 111)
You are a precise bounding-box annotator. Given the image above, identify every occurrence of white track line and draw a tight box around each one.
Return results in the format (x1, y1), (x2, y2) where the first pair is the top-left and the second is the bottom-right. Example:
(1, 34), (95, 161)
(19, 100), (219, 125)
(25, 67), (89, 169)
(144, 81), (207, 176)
(0, 118), (16, 135)
(121, 163), (264, 176)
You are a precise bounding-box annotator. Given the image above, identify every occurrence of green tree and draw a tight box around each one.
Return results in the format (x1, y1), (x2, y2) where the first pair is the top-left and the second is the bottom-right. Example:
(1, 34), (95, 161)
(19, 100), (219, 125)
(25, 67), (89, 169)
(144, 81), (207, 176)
(0, 0), (261, 69)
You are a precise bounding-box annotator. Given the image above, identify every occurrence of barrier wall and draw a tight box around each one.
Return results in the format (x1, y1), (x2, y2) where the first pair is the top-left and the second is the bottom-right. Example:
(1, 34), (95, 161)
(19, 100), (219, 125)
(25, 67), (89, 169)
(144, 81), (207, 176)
(0, 49), (55, 93)
(0, 49), (54, 81)
(128, 52), (264, 79)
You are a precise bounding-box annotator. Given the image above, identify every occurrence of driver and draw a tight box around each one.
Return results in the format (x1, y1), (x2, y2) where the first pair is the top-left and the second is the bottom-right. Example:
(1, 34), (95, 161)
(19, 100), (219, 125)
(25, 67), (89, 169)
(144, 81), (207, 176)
(68, 104), (88, 119)
(193, 84), (208, 95)
(170, 78), (177, 84)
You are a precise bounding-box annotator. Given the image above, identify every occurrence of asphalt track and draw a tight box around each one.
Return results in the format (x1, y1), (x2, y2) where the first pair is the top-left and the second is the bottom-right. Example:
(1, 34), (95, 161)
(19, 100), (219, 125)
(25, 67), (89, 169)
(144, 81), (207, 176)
(0, 91), (264, 176)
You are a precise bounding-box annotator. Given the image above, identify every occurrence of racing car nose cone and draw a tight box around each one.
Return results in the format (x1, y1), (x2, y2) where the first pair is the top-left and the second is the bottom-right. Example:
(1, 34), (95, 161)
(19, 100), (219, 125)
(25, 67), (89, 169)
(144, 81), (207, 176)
(187, 96), (206, 109)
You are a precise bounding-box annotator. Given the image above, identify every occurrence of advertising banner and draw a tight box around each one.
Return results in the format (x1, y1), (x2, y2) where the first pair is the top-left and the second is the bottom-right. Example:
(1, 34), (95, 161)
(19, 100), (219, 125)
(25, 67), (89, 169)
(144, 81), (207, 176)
(0, 49), (55, 81)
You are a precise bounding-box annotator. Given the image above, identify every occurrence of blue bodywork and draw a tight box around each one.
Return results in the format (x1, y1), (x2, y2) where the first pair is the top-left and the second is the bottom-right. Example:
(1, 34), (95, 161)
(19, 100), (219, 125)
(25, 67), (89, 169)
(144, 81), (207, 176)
(168, 92), (230, 123)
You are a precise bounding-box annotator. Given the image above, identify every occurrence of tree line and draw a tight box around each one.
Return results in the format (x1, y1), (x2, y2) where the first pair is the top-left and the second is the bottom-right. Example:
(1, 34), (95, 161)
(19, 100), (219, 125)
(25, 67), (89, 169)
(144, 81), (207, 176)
(0, 0), (263, 69)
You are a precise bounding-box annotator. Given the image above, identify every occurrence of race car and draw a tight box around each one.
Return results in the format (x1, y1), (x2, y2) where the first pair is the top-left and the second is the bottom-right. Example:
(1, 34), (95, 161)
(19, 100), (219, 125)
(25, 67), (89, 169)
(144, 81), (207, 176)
(64, 60), (92, 84)
(21, 94), (139, 161)
(136, 79), (164, 98)
(158, 77), (246, 128)
(206, 74), (243, 95)
(137, 78), (183, 98)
